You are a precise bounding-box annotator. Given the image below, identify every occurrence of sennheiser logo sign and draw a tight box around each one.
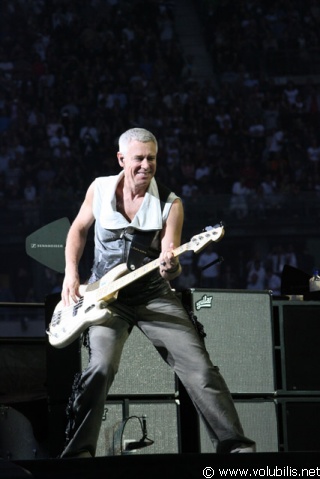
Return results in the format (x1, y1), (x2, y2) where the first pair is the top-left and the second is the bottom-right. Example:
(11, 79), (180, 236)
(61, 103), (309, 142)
(25, 217), (70, 273)
(31, 243), (64, 248)
(195, 294), (213, 310)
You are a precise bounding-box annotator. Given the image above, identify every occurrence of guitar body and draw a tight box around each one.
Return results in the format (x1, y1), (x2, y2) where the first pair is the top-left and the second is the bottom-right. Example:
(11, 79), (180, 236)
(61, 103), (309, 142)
(48, 263), (129, 348)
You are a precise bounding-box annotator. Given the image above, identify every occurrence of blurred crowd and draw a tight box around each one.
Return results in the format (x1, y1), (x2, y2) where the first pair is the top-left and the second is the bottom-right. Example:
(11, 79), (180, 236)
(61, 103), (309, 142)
(0, 0), (319, 302)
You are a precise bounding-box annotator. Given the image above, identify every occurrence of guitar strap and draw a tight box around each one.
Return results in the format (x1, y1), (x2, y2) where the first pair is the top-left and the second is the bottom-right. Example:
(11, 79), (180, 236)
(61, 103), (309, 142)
(127, 183), (171, 271)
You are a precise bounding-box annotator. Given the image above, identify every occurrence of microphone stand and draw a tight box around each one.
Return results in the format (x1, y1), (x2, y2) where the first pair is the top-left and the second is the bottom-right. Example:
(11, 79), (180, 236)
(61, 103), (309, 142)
(200, 255), (224, 272)
(120, 415), (154, 454)
(199, 256), (224, 289)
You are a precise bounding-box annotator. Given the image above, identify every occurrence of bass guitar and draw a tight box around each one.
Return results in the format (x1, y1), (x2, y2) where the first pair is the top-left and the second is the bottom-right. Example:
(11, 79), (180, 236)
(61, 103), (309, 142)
(47, 223), (225, 348)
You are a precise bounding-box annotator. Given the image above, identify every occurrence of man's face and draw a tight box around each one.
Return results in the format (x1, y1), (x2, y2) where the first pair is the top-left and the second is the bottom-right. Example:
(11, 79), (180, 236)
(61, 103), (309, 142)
(118, 140), (157, 189)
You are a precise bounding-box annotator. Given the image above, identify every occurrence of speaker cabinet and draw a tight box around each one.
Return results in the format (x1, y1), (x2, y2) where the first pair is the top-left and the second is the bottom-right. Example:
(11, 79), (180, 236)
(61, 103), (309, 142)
(81, 327), (177, 396)
(277, 302), (320, 393)
(182, 289), (275, 394)
(47, 399), (181, 458)
(95, 399), (181, 456)
(280, 398), (320, 451)
(199, 399), (279, 453)
(0, 340), (46, 404)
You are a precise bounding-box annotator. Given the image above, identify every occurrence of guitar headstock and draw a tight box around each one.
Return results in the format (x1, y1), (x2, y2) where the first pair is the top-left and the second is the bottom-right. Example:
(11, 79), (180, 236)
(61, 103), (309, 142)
(189, 223), (225, 253)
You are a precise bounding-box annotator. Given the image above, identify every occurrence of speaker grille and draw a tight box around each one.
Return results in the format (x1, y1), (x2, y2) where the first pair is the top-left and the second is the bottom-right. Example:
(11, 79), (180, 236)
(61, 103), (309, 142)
(199, 400), (279, 452)
(81, 326), (177, 396)
(96, 400), (180, 456)
(183, 289), (275, 394)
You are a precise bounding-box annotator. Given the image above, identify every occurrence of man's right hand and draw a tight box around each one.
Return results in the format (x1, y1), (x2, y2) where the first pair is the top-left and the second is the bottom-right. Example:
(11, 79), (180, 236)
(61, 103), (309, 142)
(61, 272), (82, 306)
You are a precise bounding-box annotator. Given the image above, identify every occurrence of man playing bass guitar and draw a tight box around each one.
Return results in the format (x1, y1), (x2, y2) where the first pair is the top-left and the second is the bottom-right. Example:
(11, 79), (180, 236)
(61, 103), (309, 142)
(59, 127), (255, 458)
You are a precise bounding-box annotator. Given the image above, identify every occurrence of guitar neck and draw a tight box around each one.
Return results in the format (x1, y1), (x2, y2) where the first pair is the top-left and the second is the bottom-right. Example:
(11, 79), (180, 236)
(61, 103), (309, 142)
(97, 242), (190, 301)
(95, 224), (224, 302)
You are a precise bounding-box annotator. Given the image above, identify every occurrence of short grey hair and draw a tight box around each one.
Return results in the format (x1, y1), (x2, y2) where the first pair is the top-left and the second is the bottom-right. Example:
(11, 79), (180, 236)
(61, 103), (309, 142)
(118, 128), (158, 155)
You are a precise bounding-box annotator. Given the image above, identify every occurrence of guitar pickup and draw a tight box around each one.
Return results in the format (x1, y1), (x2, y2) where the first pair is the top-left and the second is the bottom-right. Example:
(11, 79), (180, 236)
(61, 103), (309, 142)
(84, 304), (95, 314)
(51, 312), (61, 326)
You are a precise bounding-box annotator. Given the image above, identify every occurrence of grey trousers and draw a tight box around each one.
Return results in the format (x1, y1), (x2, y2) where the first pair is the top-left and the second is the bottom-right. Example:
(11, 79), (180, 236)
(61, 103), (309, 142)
(61, 291), (255, 457)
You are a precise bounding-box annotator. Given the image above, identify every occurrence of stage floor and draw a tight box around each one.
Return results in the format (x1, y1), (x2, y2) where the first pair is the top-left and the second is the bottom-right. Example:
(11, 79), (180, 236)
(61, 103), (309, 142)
(2, 452), (319, 479)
